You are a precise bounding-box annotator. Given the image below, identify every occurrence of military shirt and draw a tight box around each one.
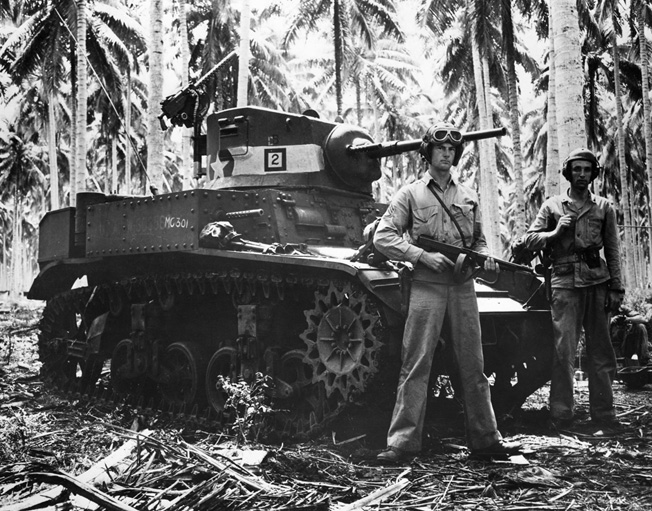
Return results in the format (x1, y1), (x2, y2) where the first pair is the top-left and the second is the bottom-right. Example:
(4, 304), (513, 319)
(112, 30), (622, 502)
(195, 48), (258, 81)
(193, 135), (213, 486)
(524, 191), (623, 291)
(373, 173), (487, 284)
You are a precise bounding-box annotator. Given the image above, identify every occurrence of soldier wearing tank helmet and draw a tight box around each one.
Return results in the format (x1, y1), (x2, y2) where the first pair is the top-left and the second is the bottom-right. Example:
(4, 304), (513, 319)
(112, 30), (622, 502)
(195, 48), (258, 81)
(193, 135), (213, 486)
(524, 148), (624, 431)
(373, 122), (520, 463)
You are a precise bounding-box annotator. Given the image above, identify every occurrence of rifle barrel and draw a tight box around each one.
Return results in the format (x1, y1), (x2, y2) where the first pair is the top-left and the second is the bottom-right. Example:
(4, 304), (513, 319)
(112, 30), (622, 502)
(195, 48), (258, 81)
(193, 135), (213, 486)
(417, 235), (533, 275)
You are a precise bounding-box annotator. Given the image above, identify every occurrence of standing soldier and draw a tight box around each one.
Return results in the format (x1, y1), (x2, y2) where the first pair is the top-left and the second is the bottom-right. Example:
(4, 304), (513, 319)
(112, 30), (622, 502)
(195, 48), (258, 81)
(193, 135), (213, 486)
(524, 148), (624, 430)
(373, 122), (520, 463)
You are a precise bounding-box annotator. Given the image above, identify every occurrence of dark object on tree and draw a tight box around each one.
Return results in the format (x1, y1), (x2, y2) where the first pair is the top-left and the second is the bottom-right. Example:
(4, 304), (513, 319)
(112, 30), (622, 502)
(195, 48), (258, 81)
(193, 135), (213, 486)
(27, 106), (552, 438)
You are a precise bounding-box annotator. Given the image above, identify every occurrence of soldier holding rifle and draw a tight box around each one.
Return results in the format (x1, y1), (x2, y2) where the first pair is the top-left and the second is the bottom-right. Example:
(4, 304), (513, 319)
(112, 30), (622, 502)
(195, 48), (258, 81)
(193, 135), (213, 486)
(373, 122), (520, 463)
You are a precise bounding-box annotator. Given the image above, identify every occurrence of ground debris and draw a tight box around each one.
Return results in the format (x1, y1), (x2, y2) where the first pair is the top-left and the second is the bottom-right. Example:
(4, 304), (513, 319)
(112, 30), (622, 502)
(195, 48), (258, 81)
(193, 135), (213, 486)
(2, 301), (652, 510)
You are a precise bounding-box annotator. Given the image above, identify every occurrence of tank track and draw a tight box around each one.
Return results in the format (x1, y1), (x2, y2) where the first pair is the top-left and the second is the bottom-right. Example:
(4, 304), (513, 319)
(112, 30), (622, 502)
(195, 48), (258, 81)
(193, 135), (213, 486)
(37, 269), (386, 439)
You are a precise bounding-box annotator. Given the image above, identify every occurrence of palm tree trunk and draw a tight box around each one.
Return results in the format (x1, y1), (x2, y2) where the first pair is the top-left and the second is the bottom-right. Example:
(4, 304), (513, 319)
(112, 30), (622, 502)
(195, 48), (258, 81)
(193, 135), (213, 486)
(179, 0), (192, 189)
(612, 27), (635, 287)
(112, 137), (118, 194)
(10, 184), (20, 300)
(333, 0), (343, 116)
(481, 56), (501, 255)
(501, 0), (526, 237)
(546, 11), (561, 198)
(125, 68), (132, 195)
(47, 93), (59, 210)
(504, 53), (526, 237)
(148, 0), (165, 193)
(470, 18), (500, 255)
(549, 0), (586, 160)
(638, 9), (652, 286)
(237, 0), (251, 108)
(355, 80), (362, 125)
(74, 0), (89, 206)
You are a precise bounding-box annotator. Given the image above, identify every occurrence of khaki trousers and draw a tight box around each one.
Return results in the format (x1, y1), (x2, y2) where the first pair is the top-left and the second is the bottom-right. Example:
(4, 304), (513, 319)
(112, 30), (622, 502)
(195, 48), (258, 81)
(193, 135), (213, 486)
(387, 279), (502, 452)
(549, 284), (617, 421)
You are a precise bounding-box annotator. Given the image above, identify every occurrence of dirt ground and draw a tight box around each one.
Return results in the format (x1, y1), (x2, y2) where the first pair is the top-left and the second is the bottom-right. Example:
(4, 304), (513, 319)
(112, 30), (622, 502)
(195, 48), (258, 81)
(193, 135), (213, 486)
(1, 299), (652, 510)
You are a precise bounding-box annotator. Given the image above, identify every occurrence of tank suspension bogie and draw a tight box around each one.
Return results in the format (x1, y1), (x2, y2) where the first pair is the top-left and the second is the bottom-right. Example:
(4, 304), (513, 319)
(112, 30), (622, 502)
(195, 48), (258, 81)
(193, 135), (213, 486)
(37, 269), (390, 437)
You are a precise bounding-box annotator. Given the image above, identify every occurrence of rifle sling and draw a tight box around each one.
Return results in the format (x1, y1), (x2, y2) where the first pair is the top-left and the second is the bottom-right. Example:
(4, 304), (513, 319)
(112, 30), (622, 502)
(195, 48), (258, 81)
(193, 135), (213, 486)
(426, 180), (468, 249)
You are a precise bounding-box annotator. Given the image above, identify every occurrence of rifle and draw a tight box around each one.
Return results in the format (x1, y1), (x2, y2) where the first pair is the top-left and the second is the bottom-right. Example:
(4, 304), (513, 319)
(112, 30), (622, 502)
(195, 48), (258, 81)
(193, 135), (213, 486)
(417, 235), (535, 283)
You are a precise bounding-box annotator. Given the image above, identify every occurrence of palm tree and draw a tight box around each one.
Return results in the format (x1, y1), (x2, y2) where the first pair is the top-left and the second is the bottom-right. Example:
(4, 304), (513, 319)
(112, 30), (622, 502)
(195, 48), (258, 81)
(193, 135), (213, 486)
(283, 0), (404, 118)
(236, 0), (250, 107)
(548, 0), (587, 161)
(73, 0), (88, 203)
(498, 0), (546, 238)
(545, 12), (561, 197)
(634, 0), (652, 283)
(2, 0), (146, 205)
(175, 0), (193, 187)
(147, 0), (164, 193)
(595, 0), (636, 286)
(1, 0), (68, 210)
(0, 123), (45, 297)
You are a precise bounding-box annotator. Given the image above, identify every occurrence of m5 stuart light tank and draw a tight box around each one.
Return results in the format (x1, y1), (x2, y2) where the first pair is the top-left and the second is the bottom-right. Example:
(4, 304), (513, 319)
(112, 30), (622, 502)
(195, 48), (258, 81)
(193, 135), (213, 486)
(28, 96), (552, 437)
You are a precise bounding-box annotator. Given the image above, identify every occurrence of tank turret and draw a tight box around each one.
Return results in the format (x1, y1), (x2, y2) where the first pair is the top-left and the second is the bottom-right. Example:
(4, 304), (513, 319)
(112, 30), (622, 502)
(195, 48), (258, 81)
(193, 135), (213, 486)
(202, 106), (506, 194)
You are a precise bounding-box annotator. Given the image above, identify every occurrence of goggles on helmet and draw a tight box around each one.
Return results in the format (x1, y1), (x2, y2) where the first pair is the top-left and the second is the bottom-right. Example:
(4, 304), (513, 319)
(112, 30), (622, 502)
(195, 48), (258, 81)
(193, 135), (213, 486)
(430, 128), (463, 145)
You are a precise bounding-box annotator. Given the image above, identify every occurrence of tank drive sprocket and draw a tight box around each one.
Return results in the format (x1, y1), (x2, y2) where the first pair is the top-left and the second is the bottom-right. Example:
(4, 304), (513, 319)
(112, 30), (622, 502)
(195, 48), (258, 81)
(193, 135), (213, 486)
(300, 282), (383, 402)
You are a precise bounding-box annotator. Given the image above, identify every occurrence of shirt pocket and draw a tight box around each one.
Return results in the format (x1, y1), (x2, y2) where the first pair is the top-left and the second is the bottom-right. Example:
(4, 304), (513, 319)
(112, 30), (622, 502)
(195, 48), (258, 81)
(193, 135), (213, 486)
(450, 203), (474, 238)
(588, 218), (602, 241)
(412, 205), (439, 236)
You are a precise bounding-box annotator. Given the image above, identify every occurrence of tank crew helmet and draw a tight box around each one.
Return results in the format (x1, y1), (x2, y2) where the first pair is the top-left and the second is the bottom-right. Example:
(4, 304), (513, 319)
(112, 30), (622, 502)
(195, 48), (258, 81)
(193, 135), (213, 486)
(419, 122), (465, 166)
(562, 148), (601, 182)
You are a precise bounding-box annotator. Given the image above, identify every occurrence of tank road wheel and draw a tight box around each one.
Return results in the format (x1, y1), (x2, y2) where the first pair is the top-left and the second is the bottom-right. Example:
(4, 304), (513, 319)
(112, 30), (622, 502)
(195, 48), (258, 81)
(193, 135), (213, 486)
(39, 291), (103, 391)
(300, 282), (383, 403)
(160, 342), (207, 407)
(205, 347), (239, 414)
(275, 349), (339, 437)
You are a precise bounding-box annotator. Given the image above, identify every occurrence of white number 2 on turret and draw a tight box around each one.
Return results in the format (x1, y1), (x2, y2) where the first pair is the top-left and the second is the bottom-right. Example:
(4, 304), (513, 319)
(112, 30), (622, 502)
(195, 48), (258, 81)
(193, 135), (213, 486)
(264, 148), (287, 172)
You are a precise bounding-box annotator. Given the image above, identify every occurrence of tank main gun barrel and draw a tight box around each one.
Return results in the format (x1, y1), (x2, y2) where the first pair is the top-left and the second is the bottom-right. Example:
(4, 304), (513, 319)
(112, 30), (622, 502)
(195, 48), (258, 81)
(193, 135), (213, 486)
(347, 126), (507, 159)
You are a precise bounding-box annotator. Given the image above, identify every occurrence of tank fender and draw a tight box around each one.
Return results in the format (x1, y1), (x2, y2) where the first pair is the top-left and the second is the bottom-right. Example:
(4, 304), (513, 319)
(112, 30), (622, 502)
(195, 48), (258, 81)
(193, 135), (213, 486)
(355, 268), (403, 314)
(27, 260), (89, 301)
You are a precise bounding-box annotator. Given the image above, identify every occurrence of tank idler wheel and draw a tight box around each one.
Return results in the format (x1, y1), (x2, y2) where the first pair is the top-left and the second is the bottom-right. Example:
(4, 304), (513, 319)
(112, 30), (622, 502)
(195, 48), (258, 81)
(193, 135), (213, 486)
(276, 349), (334, 436)
(205, 347), (239, 414)
(160, 342), (207, 407)
(39, 292), (103, 391)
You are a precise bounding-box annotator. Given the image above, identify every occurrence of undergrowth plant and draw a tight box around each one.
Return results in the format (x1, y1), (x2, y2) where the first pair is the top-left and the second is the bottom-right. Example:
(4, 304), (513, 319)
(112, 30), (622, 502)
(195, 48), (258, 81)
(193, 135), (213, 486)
(216, 373), (274, 444)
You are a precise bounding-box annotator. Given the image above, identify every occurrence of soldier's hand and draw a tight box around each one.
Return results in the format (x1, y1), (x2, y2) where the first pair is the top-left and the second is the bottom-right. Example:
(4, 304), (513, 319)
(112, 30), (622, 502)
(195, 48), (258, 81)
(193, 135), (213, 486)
(554, 214), (575, 235)
(420, 251), (454, 273)
(605, 290), (624, 313)
(483, 257), (500, 274)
